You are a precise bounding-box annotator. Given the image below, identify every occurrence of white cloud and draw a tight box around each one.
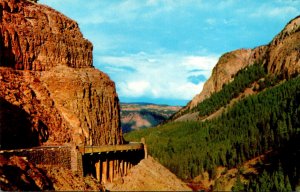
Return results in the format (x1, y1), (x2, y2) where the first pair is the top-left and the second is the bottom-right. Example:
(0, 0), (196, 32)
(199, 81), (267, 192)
(250, 5), (299, 19)
(41, 0), (208, 25)
(96, 53), (219, 100)
(181, 56), (218, 77)
(268, 7), (298, 17)
(205, 18), (216, 25)
(119, 81), (150, 97)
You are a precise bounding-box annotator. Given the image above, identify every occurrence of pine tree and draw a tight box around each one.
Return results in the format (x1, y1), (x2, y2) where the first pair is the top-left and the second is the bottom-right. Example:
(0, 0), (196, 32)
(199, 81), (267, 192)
(232, 174), (244, 191)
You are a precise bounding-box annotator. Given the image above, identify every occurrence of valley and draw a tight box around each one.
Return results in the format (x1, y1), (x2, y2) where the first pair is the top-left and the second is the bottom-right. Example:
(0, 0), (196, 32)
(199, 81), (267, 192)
(125, 16), (300, 191)
(120, 102), (181, 132)
(1, 0), (299, 191)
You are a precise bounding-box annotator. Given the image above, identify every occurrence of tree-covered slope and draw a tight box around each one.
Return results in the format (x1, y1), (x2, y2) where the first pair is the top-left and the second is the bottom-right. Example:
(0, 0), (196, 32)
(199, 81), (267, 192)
(173, 16), (300, 122)
(125, 75), (300, 190)
(192, 63), (266, 116)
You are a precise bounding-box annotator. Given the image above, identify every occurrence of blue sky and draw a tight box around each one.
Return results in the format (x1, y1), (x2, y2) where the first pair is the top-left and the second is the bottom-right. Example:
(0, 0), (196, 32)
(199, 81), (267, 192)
(39, 0), (299, 106)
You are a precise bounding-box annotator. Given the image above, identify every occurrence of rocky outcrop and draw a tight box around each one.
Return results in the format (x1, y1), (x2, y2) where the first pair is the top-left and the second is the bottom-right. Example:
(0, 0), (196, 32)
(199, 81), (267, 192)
(188, 49), (254, 109)
(0, 0), (123, 148)
(265, 16), (300, 77)
(0, 155), (103, 191)
(187, 45), (268, 110)
(0, 155), (54, 191)
(0, 0), (92, 70)
(174, 16), (300, 119)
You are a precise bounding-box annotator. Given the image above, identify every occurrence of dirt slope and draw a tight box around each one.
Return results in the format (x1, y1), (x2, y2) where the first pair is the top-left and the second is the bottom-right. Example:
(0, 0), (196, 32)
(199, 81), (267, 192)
(105, 156), (191, 191)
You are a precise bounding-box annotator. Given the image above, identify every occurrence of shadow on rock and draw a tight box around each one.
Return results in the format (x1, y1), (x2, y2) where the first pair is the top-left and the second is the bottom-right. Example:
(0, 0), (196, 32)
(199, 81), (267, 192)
(0, 98), (40, 149)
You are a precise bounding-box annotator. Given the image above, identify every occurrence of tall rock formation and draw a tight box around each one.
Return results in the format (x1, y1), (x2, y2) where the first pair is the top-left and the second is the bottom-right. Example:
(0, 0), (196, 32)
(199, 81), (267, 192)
(265, 16), (300, 76)
(0, 0), (123, 149)
(172, 16), (300, 120)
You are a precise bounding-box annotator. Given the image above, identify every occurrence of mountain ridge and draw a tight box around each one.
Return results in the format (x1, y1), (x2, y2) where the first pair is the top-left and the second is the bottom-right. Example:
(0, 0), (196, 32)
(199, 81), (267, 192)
(172, 15), (300, 121)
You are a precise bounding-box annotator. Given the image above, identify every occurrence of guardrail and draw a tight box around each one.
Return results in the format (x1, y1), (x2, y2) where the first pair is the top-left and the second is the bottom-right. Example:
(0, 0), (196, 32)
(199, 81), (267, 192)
(78, 142), (144, 154)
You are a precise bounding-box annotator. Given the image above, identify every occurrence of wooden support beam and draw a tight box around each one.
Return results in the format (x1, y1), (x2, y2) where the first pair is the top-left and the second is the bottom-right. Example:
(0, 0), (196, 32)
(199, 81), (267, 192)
(120, 160), (124, 177)
(128, 162), (131, 171)
(124, 161), (127, 176)
(79, 143), (143, 154)
(141, 137), (148, 159)
(116, 159), (119, 179)
(95, 160), (100, 181)
(102, 159), (107, 183)
(109, 159), (114, 182)
(114, 159), (118, 179)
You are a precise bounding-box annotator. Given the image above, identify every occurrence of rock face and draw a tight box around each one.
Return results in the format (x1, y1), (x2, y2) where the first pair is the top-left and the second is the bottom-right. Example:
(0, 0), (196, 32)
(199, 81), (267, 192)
(265, 16), (300, 76)
(0, 0), (123, 148)
(0, 0), (92, 70)
(0, 155), (54, 191)
(0, 155), (103, 191)
(174, 16), (300, 118)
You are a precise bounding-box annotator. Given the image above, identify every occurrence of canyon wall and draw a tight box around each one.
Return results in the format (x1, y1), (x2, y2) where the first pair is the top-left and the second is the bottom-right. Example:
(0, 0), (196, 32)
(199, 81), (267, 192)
(0, 0), (123, 148)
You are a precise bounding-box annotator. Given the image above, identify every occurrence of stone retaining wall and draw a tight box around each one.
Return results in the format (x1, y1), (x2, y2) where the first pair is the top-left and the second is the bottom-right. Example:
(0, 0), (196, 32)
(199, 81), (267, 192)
(0, 147), (72, 169)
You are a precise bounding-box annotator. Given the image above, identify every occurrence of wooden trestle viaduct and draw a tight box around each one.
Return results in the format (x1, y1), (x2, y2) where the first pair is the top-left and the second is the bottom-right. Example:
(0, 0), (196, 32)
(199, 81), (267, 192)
(0, 141), (147, 184)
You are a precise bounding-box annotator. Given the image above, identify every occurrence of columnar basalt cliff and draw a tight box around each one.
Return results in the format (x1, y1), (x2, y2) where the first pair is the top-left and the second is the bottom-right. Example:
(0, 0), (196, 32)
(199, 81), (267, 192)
(173, 16), (300, 119)
(0, 0), (123, 148)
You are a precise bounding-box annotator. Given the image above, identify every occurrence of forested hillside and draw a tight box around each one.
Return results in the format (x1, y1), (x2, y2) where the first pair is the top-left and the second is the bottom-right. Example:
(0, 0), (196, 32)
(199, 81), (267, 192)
(177, 63), (267, 118)
(125, 16), (300, 191)
(125, 75), (300, 191)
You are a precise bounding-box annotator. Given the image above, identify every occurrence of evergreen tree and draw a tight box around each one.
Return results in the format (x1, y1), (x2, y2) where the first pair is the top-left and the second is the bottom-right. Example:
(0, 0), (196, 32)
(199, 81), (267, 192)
(232, 174), (244, 191)
(125, 76), (300, 188)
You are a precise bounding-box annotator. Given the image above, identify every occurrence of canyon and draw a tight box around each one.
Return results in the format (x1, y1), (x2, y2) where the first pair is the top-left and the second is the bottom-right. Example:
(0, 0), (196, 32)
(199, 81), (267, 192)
(1, 0), (299, 191)
(0, 0), (188, 190)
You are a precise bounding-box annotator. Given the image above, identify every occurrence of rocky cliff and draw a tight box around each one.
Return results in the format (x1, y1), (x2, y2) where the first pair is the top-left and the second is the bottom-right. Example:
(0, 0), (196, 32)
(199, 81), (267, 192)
(265, 16), (300, 76)
(174, 16), (300, 119)
(0, 0), (123, 148)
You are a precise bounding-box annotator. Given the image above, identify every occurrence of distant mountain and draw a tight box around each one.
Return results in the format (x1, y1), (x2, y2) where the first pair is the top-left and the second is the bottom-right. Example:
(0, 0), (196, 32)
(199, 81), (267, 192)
(120, 103), (181, 133)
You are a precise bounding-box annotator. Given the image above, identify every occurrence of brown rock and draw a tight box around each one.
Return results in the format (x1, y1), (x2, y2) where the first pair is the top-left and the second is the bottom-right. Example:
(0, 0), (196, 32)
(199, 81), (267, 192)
(0, 0), (93, 70)
(265, 16), (300, 77)
(0, 0), (123, 147)
(0, 155), (54, 191)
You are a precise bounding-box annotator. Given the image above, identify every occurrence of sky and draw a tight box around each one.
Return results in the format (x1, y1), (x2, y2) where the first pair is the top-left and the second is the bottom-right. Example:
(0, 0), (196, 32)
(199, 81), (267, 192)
(39, 0), (299, 106)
